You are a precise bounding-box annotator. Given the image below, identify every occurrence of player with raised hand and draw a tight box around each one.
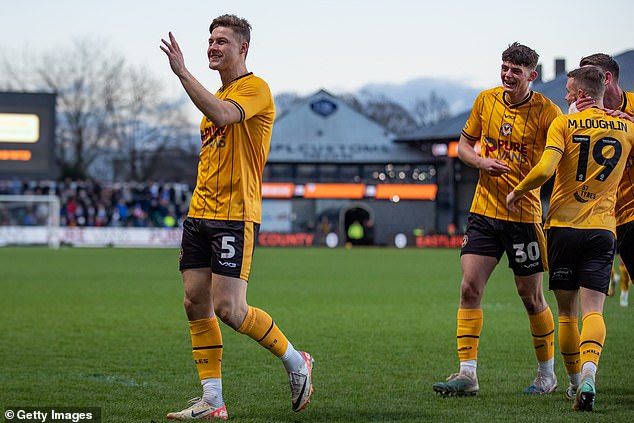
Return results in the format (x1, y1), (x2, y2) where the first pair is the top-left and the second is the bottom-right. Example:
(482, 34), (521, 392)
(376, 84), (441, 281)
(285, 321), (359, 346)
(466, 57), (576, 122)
(160, 14), (313, 420)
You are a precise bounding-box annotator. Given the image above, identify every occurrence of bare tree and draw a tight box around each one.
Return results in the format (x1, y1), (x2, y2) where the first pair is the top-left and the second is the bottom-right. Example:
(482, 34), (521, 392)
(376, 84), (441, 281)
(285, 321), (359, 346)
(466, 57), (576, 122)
(341, 90), (453, 134)
(412, 91), (451, 127)
(110, 66), (192, 181)
(0, 38), (192, 180)
(274, 92), (301, 118)
(343, 93), (418, 135)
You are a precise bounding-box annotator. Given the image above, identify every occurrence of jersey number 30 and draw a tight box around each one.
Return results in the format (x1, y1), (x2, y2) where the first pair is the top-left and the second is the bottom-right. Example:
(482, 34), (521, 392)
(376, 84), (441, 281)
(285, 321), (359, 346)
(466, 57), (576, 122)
(513, 241), (540, 263)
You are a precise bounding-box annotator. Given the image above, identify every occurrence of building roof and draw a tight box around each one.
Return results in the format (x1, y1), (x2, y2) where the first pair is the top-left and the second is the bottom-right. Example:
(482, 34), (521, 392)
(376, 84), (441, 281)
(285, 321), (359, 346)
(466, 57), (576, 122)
(397, 49), (634, 144)
(269, 89), (426, 163)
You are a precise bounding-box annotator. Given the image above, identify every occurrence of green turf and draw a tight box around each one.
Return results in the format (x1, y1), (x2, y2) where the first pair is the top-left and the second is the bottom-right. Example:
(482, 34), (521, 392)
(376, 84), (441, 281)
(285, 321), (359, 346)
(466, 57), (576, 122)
(1, 247), (633, 422)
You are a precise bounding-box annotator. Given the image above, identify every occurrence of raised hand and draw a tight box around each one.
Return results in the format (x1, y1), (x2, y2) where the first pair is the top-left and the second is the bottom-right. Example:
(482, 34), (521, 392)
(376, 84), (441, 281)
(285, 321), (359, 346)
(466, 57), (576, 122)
(160, 32), (188, 77)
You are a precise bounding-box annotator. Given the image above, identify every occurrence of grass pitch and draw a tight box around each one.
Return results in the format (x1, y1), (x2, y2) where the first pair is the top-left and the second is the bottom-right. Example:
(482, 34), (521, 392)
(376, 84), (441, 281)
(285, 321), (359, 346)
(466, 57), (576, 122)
(1, 247), (633, 422)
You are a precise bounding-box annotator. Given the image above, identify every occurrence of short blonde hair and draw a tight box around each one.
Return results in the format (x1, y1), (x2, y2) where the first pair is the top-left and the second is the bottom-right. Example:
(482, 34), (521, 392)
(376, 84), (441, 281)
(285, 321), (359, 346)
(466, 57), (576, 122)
(210, 14), (251, 43)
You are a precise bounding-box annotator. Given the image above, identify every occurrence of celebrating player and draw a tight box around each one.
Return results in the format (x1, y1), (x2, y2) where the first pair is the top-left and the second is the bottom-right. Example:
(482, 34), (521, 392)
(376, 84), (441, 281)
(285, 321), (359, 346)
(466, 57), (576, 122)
(507, 66), (634, 411)
(160, 15), (313, 420)
(577, 54), (634, 306)
(432, 42), (561, 397)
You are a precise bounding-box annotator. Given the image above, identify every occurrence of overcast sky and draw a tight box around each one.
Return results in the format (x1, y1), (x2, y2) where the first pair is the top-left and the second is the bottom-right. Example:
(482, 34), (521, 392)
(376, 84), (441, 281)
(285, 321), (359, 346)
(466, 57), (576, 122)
(2, 0), (633, 99)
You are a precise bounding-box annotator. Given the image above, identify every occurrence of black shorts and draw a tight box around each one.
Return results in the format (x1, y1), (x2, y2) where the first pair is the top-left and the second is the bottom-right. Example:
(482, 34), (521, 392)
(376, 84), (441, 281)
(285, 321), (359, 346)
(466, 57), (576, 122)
(179, 217), (260, 281)
(461, 213), (546, 276)
(547, 227), (616, 294)
(617, 220), (634, 275)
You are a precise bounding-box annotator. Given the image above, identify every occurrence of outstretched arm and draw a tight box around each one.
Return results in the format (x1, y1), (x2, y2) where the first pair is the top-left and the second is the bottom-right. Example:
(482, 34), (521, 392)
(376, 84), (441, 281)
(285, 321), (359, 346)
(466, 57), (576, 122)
(506, 148), (561, 212)
(160, 32), (241, 127)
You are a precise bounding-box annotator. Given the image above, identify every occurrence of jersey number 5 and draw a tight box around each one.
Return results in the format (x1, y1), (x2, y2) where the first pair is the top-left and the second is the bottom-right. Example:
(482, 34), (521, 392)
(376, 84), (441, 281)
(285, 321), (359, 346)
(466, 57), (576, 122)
(221, 236), (236, 259)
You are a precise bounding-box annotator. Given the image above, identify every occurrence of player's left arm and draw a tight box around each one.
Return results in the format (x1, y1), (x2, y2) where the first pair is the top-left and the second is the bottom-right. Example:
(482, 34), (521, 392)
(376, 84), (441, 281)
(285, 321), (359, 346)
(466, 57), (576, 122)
(506, 148), (561, 212)
(507, 115), (564, 212)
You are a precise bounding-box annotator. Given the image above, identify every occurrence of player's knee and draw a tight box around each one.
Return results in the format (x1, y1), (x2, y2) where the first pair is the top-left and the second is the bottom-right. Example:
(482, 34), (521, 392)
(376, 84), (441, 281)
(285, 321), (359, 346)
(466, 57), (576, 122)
(214, 299), (243, 329)
(518, 290), (545, 313)
(183, 296), (209, 320)
(183, 297), (193, 313)
(460, 280), (483, 304)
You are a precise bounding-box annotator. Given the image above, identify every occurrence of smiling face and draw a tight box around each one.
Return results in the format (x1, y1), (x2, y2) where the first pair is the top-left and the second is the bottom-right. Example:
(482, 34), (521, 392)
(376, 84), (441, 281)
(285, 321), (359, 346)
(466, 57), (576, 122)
(500, 61), (536, 103)
(207, 26), (247, 72)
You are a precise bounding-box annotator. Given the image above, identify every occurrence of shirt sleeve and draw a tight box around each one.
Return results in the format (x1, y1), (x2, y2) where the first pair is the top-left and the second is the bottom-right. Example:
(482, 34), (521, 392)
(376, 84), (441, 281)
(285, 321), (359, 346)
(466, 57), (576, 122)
(513, 115), (566, 194)
(461, 92), (484, 141)
(225, 77), (272, 122)
(514, 148), (561, 195)
(514, 117), (566, 195)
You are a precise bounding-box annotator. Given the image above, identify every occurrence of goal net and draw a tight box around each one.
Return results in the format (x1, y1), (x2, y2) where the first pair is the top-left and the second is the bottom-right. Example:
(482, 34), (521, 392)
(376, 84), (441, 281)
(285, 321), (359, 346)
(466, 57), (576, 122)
(0, 195), (61, 248)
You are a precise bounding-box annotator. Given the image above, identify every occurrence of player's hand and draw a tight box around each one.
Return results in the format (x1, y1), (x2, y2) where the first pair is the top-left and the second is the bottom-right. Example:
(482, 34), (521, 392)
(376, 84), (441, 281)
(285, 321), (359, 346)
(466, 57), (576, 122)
(479, 158), (510, 176)
(574, 95), (595, 112)
(506, 191), (521, 212)
(160, 32), (188, 77)
(603, 108), (634, 123)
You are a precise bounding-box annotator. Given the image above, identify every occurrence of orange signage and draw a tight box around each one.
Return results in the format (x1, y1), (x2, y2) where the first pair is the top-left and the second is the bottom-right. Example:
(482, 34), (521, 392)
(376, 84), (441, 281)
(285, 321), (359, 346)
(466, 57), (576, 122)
(447, 141), (459, 158)
(0, 150), (32, 161)
(375, 184), (438, 200)
(303, 183), (365, 199)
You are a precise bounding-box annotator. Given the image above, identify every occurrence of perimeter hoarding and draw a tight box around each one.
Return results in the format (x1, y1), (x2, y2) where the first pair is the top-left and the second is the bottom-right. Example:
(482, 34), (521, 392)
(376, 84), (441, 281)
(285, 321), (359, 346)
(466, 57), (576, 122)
(0, 92), (56, 178)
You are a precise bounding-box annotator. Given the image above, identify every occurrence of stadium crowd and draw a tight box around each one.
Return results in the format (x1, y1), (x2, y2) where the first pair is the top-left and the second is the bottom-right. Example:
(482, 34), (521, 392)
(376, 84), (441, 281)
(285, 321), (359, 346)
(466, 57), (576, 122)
(0, 179), (192, 228)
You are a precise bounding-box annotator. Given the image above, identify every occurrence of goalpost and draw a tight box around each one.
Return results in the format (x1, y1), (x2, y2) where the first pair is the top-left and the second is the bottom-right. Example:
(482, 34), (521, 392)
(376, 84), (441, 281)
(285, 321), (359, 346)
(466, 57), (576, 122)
(0, 194), (61, 249)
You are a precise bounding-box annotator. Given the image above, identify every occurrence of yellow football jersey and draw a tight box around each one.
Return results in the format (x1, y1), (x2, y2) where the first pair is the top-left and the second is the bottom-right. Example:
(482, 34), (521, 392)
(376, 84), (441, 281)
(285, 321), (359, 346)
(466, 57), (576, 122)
(544, 107), (634, 233)
(615, 91), (634, 226)
(462, 87), (562, 222)
(188, 73), (275, 223)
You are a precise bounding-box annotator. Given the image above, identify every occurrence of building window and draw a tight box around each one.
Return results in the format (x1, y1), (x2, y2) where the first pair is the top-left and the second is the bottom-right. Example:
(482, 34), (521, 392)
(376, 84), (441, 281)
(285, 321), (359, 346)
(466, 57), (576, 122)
(265, 164), (294, 181)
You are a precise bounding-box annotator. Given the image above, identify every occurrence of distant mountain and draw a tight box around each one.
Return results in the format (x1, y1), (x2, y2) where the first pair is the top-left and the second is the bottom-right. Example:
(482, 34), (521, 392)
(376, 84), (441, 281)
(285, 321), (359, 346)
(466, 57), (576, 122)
(273, 77), (483, 122)
(356, 78), (482, 115)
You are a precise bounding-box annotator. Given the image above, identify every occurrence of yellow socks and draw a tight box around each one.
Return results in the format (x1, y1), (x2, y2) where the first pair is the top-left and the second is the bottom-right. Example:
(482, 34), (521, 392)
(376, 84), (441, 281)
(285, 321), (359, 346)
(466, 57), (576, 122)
(457, 308), (483, 363)
(580, 312), (605, 369)
(237, 306), (289, 357)
(558, 315), (581, 377)
(528, 307), (555, 363)
(620, 263), (630, 292)
(189, 317), (223, 379)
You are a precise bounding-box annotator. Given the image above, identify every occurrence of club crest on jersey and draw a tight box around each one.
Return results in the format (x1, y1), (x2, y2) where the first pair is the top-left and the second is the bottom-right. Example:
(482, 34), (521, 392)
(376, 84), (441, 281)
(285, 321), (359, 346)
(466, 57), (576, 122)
(500, 123), (513, 136)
